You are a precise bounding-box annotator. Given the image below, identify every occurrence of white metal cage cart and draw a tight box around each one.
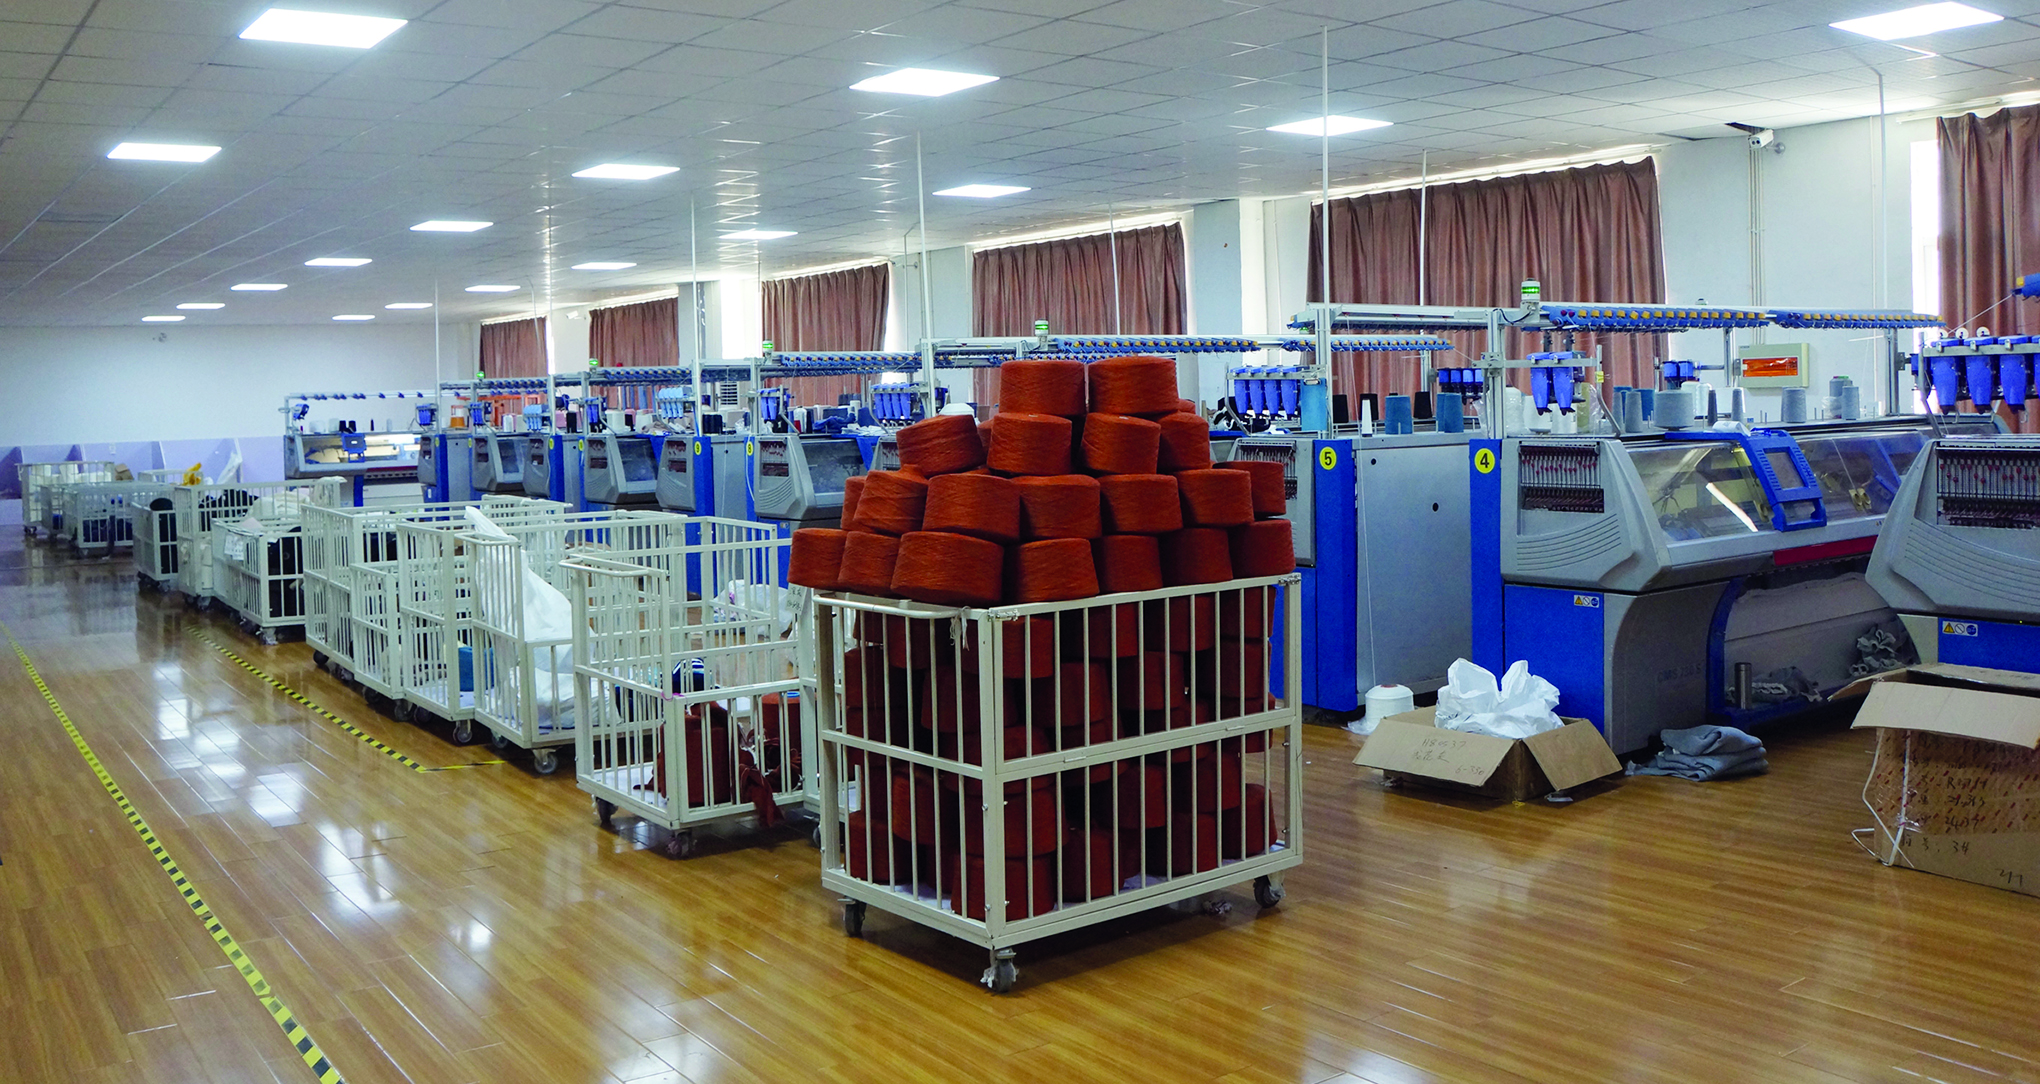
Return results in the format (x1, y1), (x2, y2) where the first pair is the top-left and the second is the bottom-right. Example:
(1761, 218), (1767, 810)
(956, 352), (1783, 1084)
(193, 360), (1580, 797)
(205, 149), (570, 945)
(210, 487), (332, 643)
(173, 480), (340, 608)
(464, 510), (682, 773)
(812, 575), (1304, 993)
(301, 498), (547, 681)
(135, 491), (181, 592)
(19, 461), (114, 539)
(64, 480), (173, 556)
(565, 519), (809, 855)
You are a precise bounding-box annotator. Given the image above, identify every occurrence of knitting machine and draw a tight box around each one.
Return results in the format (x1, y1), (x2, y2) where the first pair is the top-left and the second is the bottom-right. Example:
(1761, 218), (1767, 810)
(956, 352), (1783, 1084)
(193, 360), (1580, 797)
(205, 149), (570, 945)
(1475, 416), (2000, 755)
(1868, 435), (2040, 671)
(470, 430), (525, 493)
(583, 432), (663, 510)
(418, 430), (477, 503)
(282, 391), (425, 504)
(523, 433), (585, 510)
(750, 433), (862, 528)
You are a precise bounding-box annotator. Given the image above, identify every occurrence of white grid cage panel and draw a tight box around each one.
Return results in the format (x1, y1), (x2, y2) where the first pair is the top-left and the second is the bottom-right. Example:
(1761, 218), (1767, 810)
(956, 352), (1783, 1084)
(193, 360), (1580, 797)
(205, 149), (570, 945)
(20, 462), (114, 538)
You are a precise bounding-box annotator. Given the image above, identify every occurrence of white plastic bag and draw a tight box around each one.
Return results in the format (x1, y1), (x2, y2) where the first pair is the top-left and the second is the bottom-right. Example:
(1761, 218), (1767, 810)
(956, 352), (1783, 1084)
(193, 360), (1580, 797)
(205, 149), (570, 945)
(465, 506), (573, 663)
(1434, 658), (1563, 739)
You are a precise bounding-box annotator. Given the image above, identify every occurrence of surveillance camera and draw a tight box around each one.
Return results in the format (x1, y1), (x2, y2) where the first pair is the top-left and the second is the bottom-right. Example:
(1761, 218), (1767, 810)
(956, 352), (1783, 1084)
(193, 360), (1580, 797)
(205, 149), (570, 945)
(1749, 128), (1777, 150)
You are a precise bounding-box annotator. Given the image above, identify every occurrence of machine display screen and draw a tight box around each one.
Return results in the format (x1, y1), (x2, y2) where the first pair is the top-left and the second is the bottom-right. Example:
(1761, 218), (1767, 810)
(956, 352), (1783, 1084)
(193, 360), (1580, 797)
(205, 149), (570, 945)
(499, 439), (520, 461)
(807, 442), (863, 494)
(618, 439), (657, 482)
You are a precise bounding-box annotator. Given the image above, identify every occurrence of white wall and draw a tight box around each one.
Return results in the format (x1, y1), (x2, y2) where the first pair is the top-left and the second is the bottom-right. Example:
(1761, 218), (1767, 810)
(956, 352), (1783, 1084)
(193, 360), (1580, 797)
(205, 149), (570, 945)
(0, 321), (462, 448)
(1658, 114), (1925, 419)
(889, 247), (975, 405)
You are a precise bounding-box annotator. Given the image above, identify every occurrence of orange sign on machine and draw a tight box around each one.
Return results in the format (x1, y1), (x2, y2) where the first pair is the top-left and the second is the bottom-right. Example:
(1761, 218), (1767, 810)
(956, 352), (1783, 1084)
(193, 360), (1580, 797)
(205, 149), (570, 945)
(1737, 342), (1811, 388)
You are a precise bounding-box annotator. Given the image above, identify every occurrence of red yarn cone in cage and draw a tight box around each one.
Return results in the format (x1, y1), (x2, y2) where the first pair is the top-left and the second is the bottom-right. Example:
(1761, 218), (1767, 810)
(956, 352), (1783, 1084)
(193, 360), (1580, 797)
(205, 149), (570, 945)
(986, 412), (1073, 475)
(1088, 355), (1180, 416)
(1218, 459), (1286, 518)
(891, 532), (1005, 607)
(1000, 358), (1087, 417)
(857, 470), (929, 535)
(1155, 412), (1212, 471)
(841, 475), (868, 531)
(1080, 413), (1161, 475)
(1160, 528), (1232, 585)
(1010, 538), (1099, 603)
(788, 528), (847, 590)
(1175, 398), (1199, 415)
(1175, 468), (1253, 527)
(1093, 534), (1163, 594)
(1097, 474), (1181, 535)
(896, 413), (985, 475)
(1013, 475), (1101, 540)
(921, 472), (1020, 544)
(1229, 519), (1296, 577)
(836, 532), (902, 595)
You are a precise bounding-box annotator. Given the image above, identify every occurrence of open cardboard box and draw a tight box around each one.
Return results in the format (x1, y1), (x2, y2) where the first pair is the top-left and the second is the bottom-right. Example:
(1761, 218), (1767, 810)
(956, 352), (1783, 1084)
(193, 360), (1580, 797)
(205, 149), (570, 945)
(1353, 706), (1622, 803)
(1839, 663), (2040, 898)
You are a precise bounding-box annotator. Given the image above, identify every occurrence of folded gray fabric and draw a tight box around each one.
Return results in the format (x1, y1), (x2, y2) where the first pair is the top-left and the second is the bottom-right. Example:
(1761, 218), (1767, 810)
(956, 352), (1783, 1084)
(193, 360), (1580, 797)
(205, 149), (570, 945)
(1627, 745), (1769, 781)
(1659, 724), (1763, 757)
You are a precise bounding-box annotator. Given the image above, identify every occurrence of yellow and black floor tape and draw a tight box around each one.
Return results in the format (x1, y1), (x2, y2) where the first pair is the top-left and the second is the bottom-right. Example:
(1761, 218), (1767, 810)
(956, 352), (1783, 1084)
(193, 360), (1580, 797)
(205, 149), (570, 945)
(3, 624), (345, 1084)
(190, 631), (503, 773)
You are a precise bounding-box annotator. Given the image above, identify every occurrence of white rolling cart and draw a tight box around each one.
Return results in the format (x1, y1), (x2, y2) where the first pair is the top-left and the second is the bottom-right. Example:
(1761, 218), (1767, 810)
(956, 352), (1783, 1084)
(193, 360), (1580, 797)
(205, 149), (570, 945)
(19, 461), (114, 539)
(68, 480), (174, 557)
(464, 509), (680, 773)
(565, 518), (809, 855)
(812, 574), (1303, 993)
(211, 487), (331, 644)
(135, 490), (182, 592)
(173, 480), (339, 609)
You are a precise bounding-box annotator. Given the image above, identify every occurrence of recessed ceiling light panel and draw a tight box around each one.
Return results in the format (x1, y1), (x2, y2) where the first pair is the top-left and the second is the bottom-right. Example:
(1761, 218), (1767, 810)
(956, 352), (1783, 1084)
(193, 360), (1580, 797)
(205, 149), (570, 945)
(108, 142), (220, 162)
(239, 8), (406, 48)
(411, 220), (492, 232)
(1267, 115), (1393, 137)
(572, 261), (637, 271)
(466, 284), (520, 293)
(231, 283), (288, 291)
(332, 314), (375, 321)
(176, 302), (225, 310)
(305, 256), (371, 267)
(385, 302), (433, 309)
(1831, 2), (2001, 39)
(850, 68), (998, 96)
(572, 163), (678, 180)
(142, 315), (185, 322)
(723, 229), (795, 240)
(934, 184), (1030, 198)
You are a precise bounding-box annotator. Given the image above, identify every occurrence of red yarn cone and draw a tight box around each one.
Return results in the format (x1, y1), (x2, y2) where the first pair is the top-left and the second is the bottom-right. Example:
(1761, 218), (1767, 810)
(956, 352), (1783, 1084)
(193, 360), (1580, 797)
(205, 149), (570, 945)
(986, 412), (1073, 475)
(1155, 412), (1212, 471)
(896, 413), (985, 475)
(857, 470), (929, 535)
(1010, 538), (1100, 603)
(1175, 468), (1253, 527)
(1160, 528), (1233, 585)
(1229, 519), (1296, 577)
(1093, 535), (1163, 594)
(1013, 475), (1102, 540)
(1097, 474), (1181, 534)
(1080, 413), (1161, 475)
(891, 532), (1005, 607)
(788, 528), (847, 590)
(1000, 358), (1087, 417)
(1218, 459), (1286, 518)
(921, 472), (1021, 544)
(837, 532), (903, 595)
(842, 476), (867, 531)
(1088, 355), (1180, 416)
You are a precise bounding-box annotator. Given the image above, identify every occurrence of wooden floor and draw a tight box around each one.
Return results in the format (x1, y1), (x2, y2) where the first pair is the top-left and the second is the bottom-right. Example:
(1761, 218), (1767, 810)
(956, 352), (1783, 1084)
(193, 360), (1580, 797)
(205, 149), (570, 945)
(3, 536), (2038, 1084)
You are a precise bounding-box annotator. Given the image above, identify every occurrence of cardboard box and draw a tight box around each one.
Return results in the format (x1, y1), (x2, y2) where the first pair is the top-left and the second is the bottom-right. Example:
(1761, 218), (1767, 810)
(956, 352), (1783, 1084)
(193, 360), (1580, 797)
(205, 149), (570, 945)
(1840, 663), (2040, 898)
(1352, 707), (1622, 802)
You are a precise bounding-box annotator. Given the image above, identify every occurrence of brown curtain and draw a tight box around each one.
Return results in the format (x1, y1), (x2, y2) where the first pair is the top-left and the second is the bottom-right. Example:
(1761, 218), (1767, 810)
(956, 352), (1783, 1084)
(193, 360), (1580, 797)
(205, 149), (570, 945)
(479, 317), (546, 379)
(588, 297), (678, 369)
(1941, 105), (2040, 430)
(971, 223), (1187, 407)
(1308, 159), (1666, 395)
(761, 263), (889, 407)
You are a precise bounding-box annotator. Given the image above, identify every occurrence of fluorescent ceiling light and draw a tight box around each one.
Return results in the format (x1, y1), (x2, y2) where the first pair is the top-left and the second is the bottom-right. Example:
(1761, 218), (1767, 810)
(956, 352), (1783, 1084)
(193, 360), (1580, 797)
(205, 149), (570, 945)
(305, 256), (370, 267)
(723, 229), (794, 240)
(176, 302), (224, 310)
(385, 302), (432, 309)
(1268, 115), (1393, 137)
(572, 261), (637, 271)
(572, 163), (678, 180)
(142, 315), (185, 322)
(107, 142), (220, 163)
(850, 68), (998, 97)
(411, 219), (491, 232)
(239, 8), (406, 48)
(332, 314), (375, 321)
(231, 282), (287, 291)
(466, 284), (520, 293)
(1832, 2), (2001, 38)
(934, 184), (1029, 198)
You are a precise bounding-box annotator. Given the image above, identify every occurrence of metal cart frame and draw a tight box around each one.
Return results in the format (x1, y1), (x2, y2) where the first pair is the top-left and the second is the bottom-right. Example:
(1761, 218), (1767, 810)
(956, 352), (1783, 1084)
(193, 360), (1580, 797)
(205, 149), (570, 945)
(565, 518), (808, 855)
(812, 574), (1304, 993)
(19, 461), (114, 539)
(172, 480), (340, 608)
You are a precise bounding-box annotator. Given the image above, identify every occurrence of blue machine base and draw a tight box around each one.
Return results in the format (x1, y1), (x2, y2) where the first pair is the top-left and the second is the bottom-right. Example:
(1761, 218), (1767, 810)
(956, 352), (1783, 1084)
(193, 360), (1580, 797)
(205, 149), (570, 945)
(1501, 584), (1608, 734)
(1937, 617), (2040, 673)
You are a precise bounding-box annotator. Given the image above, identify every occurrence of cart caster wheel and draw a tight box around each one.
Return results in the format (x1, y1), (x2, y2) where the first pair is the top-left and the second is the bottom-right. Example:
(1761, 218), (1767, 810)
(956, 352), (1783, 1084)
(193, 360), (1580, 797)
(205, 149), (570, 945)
(811, 824), (823, 850)
(312, 651), (329, 669)
(489, 731), (511, 753)
(843, 900), (866, 938)
(451, 718), (476, 745)
(984, 954), (1018, 994)
(392, 700), (416, 724)
(1254, 875), (1284, 910)
(532, 749), (560, 775)
(664, 831), (696, 859)
(594, 797), (615, 828)
(258, 630), (278, 647)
